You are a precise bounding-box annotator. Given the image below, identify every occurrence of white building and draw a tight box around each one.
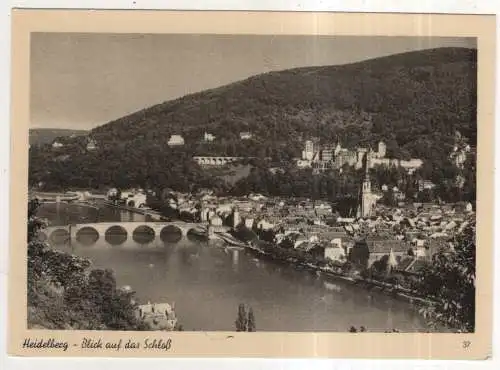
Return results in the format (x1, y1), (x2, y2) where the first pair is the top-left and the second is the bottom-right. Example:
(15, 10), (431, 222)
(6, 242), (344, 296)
(244, 217), (254, 229)
(399, 158), (423, 173)
(209, 215), (223, 226)
(52, 141), (64, 148)
(240, 132), (253, 140)
(86, 138), (98, 151)
(203, 132), (216, 142)
(107, 188), (119, 199)
(168, 135), (185, 146)
(324, 238), (346, 261)
(257, 219), (275, 231)
(125, 192), (147, 208)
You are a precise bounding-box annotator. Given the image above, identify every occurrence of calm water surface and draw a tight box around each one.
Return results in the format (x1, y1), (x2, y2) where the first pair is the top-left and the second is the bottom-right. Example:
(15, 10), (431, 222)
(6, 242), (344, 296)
(37, 202), (431, 332)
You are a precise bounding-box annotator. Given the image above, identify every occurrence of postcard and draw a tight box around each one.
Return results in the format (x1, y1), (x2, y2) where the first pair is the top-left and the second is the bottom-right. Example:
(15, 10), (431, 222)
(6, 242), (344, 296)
(7, 9), (495, 359)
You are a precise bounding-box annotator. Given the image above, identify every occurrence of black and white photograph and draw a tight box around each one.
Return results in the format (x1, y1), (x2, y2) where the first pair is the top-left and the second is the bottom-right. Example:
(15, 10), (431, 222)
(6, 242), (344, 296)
(24, 31), (480, 336)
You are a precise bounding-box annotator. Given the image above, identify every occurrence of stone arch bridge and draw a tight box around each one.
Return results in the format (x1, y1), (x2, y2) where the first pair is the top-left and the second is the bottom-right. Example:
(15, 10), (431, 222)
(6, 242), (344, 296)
(40, 221), (208, 246)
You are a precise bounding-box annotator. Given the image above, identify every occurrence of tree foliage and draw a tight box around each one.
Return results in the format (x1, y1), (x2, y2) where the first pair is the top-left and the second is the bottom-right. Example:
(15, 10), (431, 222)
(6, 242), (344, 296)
(27, 199), (148, 330)
(415, 221), (476, 332)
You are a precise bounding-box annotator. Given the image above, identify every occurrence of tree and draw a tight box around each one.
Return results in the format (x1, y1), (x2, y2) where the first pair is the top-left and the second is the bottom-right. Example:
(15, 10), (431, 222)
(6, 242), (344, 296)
(416, 220), (476, 332)
(235, 303), (248, 332)
(234, 304), (256, 332)
(247, 308), (256, 332)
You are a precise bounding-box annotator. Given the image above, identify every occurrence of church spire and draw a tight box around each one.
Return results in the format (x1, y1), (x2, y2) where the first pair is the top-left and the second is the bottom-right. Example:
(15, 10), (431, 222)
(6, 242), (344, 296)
(360, 152), (372, 218)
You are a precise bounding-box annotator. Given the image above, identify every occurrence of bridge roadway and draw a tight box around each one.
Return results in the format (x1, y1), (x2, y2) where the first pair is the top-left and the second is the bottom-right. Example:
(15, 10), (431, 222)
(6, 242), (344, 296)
(40, 221), (208, 245)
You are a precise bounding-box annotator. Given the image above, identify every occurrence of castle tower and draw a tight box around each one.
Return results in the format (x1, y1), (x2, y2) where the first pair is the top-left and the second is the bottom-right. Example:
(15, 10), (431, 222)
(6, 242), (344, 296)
(302, 140), (315, 161)
(378, 141), (387, 158)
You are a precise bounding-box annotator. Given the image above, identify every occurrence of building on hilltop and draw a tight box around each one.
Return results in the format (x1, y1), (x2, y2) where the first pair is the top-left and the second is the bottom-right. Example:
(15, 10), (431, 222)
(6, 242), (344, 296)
(168, 134), (185, 146)
(86, 138), (98, 151)
(52, 140), (64, 149)
(240, 132), (253, 140)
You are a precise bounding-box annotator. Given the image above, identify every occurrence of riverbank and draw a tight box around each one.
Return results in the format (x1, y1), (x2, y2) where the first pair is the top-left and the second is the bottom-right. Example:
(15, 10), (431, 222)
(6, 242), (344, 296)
(102, 200), (165, 220)
(240, 240), (436, 308)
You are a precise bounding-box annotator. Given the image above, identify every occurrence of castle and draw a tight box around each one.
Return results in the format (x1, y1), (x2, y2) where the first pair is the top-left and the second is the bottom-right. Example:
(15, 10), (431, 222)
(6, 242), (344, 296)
(297, 139), (423, 174)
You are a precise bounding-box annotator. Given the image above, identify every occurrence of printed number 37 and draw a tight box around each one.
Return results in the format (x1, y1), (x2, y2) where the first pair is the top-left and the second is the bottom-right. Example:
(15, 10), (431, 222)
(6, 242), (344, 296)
(463, 341), (471, 349)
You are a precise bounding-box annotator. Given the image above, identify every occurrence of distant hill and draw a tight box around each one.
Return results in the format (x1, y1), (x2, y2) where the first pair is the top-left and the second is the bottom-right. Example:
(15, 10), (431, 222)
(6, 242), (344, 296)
(29, 128), (88, 146)
(29, 47), (477, 193)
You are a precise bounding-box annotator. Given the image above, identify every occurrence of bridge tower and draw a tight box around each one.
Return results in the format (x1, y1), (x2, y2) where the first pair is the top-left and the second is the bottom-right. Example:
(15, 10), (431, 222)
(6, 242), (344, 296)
(232, 207), (241, 229)
(200, 205), (208, 222)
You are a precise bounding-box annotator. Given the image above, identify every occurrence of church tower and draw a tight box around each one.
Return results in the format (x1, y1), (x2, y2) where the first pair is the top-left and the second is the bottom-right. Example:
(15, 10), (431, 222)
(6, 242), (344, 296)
(358, 154), (373, 218)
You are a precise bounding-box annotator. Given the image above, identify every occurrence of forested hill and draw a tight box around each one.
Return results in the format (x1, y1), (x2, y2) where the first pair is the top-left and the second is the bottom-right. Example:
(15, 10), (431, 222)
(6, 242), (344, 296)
(92, 47), (477, 161)
(29, 47), (477, 194)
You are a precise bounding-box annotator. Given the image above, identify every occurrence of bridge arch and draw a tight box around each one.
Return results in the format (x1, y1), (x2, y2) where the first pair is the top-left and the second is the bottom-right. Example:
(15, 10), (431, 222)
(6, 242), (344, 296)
(160, 225), (183, 243)
(49, 228), (70, 245)
(186, 228), (207, 242)
(132, 225), (156, 244)
(105, 225), (128, 245)
(37, 230), (48, 242)
(76, 226), (100, 246)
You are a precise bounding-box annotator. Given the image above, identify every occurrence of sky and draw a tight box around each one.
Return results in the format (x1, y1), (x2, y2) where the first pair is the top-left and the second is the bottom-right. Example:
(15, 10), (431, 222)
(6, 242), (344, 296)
(30, 34), (476, 130)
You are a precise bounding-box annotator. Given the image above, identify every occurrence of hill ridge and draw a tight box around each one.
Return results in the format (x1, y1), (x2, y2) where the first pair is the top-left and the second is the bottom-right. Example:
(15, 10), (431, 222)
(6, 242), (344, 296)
(94, 46), (476, 133)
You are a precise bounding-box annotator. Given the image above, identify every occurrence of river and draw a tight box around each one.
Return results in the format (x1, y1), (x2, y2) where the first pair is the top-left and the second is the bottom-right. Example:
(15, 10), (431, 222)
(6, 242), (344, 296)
(36, 202), (432, 332)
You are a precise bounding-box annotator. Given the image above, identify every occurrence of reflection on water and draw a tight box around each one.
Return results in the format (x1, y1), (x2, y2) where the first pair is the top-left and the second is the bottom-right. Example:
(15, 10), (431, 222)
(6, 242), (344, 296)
(37, 202), (431, 332)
